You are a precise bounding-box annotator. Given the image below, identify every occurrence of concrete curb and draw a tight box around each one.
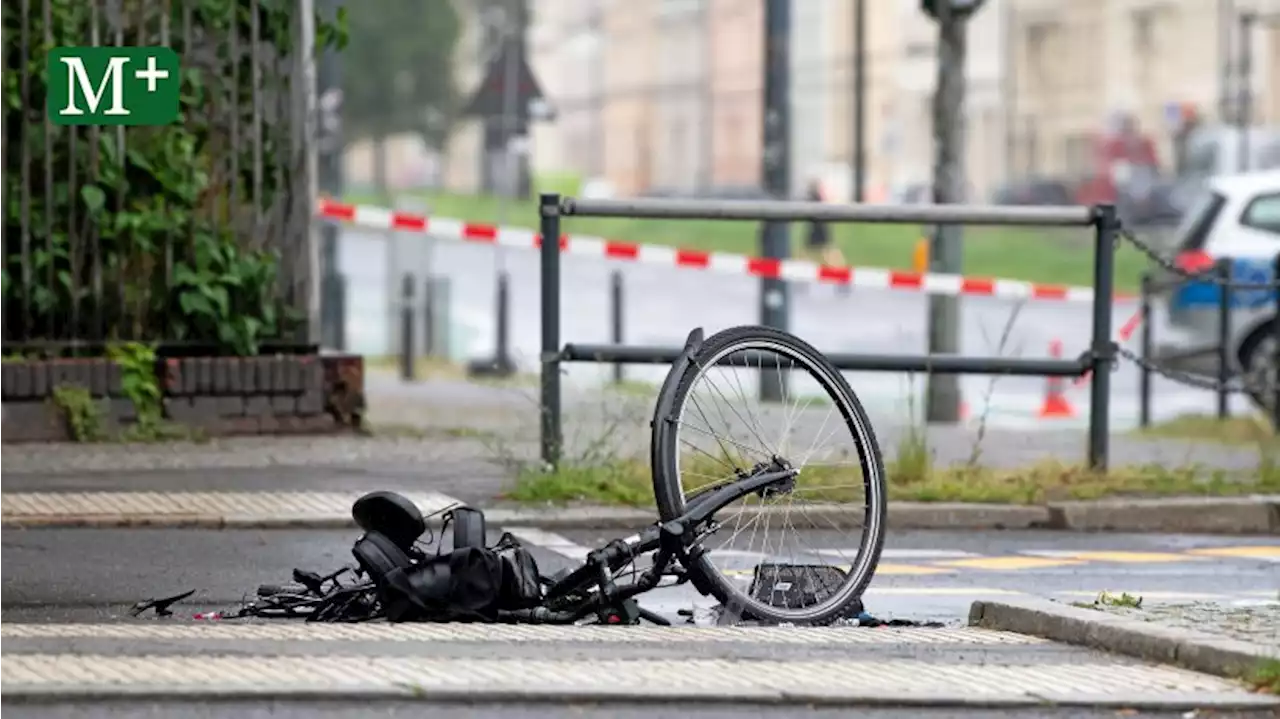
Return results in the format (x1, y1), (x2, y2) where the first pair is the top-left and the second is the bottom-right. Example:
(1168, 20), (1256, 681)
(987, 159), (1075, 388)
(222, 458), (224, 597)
(1047, 495), (1280, 534)
(5, 683), (1280, 710)
(968, 596), (1280, 680)
(0, 514), (358, 530)
(3, 495), (1277, 534)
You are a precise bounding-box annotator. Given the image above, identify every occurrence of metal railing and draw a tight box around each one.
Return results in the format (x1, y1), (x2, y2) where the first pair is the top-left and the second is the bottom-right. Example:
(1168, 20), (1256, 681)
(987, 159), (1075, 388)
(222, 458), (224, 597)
(535, 193), (1120, 471)
(1135, 254), (1280, 429)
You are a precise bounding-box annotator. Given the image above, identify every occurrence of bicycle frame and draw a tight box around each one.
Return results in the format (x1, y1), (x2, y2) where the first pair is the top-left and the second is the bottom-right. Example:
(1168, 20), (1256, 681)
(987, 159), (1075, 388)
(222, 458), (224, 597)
(496, 460), (798, 625)
(239, 462), (795, 625)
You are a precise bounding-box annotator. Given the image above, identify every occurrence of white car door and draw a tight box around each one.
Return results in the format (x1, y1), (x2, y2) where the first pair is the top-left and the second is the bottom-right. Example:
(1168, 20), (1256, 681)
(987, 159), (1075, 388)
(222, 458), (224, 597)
(1217, 191), (1280, 260)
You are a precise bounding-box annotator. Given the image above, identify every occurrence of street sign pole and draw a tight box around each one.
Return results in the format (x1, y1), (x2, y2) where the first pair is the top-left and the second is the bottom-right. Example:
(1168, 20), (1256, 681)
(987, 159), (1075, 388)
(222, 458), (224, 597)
(922, 0), (984, 423)
(760, 0), (792, 403)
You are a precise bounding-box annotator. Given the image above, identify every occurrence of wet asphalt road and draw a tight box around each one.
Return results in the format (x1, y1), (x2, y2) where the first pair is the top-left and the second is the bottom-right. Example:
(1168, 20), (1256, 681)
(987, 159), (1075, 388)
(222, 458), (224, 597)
(4, 526), (1277, 717)
(3, 527), (1275, 624)
(536, 528), (1280, 622)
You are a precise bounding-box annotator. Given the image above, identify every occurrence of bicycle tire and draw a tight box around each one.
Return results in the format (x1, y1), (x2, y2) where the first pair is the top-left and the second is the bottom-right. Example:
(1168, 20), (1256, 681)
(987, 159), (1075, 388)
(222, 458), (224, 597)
(650, 325), (887, 625)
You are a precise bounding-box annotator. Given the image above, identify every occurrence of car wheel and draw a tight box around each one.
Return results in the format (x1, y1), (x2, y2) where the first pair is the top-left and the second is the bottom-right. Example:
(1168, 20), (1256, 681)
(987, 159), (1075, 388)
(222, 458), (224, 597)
(1237, 319), (1278, 415)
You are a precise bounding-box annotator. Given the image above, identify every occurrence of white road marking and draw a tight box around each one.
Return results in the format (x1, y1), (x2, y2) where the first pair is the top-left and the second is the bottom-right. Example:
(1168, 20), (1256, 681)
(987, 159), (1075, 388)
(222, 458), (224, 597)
(505, 527), (593, 561)
(507, 530), (980, 565)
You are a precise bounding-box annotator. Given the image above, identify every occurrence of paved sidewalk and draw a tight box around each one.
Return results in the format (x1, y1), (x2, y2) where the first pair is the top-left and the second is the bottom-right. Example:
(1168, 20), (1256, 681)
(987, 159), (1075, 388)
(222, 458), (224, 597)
(0, 490), (462, 528)
(972, 597), (1278, 683)
(1086, 600), (1280, 650)
(0, 465), (506, 507)
(2, 622), (1276, 709)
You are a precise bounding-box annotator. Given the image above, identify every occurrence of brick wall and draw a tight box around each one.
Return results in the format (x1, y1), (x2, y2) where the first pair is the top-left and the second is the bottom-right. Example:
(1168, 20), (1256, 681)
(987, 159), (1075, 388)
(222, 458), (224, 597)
(1, 354), (365, 443)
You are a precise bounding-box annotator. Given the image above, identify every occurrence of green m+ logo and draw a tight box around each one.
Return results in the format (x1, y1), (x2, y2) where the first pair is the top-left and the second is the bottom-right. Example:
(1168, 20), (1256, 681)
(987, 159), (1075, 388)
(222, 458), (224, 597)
(47, 47), (180, 126)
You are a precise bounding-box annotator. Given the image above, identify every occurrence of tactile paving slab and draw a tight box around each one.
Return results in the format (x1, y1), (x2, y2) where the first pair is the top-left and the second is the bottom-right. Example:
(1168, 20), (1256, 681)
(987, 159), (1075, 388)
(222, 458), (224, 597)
(3, 654), (1272, 708)
(0, 623), (1046, 646)
(0, 491), (458, 526)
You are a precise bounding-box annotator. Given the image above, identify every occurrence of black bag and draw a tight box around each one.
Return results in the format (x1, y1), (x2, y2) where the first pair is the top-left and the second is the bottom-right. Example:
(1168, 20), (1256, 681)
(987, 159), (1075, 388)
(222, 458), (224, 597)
(748, 563), (863, 618)
(493, 532), (542, 609)
(383, 546), (506, 622)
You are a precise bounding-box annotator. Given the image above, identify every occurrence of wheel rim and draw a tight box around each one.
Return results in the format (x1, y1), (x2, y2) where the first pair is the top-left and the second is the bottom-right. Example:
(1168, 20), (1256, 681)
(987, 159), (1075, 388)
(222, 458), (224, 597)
(1246, 335), (1278, 411)
(670, 337), (884, 622)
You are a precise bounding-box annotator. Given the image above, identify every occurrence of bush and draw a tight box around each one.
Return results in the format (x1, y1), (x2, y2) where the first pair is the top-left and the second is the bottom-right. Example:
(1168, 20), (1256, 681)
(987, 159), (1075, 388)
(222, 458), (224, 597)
(1, 0), (346, 355)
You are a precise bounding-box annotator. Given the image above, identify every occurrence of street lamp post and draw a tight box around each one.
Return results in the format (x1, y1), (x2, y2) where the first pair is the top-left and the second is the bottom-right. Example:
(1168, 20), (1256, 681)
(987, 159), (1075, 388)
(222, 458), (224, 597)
(920, 0), (986, 424)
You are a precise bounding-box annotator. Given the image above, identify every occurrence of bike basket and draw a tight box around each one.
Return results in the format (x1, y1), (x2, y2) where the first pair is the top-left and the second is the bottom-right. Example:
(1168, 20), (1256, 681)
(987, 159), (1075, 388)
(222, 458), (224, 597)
(748, 563), (850, 610)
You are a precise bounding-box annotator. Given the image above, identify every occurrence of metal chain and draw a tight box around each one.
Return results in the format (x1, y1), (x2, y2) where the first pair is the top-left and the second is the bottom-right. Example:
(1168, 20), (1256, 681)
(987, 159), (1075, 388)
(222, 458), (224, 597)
(1116, 228), (1280, 291)
(1114, 345), (1267, 395)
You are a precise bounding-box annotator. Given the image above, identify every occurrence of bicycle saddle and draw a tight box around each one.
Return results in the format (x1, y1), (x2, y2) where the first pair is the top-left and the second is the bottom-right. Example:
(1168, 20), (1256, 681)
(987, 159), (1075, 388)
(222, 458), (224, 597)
(351, 491), (427, 551)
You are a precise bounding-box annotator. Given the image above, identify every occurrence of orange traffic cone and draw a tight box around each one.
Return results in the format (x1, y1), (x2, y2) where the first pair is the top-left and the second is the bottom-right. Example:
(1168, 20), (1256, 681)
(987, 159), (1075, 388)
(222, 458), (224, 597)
(1039, 339), (1076, 419)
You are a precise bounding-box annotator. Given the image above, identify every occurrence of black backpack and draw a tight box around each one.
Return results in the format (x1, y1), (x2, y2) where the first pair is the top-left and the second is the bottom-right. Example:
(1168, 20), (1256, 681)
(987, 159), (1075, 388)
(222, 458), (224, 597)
(350, 508), (542, 622)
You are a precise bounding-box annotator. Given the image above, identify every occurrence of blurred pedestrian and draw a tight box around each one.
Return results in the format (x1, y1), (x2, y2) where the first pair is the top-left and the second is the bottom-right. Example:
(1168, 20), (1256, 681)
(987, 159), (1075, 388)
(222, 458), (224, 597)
(802, 179), (847, 268)
(801, 179), (850, 296)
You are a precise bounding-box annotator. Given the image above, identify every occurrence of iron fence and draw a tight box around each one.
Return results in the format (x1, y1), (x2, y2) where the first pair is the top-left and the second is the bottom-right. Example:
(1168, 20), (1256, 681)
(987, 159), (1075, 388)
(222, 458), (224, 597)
(535, 193), (1119, 471)
(1, 0), (317, 356)
(1135, 254), (1280, 428)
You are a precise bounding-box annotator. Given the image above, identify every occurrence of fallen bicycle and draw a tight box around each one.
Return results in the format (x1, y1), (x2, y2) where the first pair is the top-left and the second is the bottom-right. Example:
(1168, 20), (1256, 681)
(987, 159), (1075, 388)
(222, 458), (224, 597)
(140, 326), (897, 626)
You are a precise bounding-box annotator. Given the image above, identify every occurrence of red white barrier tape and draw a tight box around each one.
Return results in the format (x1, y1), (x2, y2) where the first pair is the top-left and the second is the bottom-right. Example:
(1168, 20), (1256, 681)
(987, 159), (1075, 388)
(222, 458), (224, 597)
(318, 199), (1134, 304)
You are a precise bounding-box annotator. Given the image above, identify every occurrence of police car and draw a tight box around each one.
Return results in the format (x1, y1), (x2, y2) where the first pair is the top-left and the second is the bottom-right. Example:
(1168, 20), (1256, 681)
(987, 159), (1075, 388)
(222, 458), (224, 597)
(1154, 170), (1279, 410)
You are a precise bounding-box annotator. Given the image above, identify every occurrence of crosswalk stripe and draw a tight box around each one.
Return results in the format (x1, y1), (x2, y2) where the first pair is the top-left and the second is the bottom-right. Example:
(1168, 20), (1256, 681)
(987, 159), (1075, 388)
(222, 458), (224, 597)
(877, 549), (982, 560)
(933, 556), (1085, 571)
(507, 529), (1279, 576)
(505, 527), (593, 561)
(1021, 550), (1202, 564)
(1185, 546), (1280, 562)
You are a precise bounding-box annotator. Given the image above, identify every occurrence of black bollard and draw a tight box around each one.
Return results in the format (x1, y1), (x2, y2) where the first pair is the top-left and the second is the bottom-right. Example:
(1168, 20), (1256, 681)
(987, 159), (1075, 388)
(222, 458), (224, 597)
(400, 274), (416, 381)
(610, 270), (624, 384)
(467, 272), (516, 378)
(1215, 259), (1232, 420)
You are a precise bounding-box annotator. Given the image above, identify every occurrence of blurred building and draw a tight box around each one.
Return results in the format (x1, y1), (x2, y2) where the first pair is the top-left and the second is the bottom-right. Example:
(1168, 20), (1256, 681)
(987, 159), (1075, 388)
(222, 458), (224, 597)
(454, 0), (1280, 202)
(442, 0), (491, 194)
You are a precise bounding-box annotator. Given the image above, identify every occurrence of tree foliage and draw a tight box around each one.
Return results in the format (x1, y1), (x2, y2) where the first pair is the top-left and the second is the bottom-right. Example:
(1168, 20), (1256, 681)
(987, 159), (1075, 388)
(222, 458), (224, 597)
(2, 0), (345, 356)
(341, 0), (462, 146)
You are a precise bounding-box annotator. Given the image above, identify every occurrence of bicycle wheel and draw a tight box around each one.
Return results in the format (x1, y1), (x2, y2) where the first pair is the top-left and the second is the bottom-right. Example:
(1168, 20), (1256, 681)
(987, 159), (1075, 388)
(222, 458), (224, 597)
(651, 325), (887, 625)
